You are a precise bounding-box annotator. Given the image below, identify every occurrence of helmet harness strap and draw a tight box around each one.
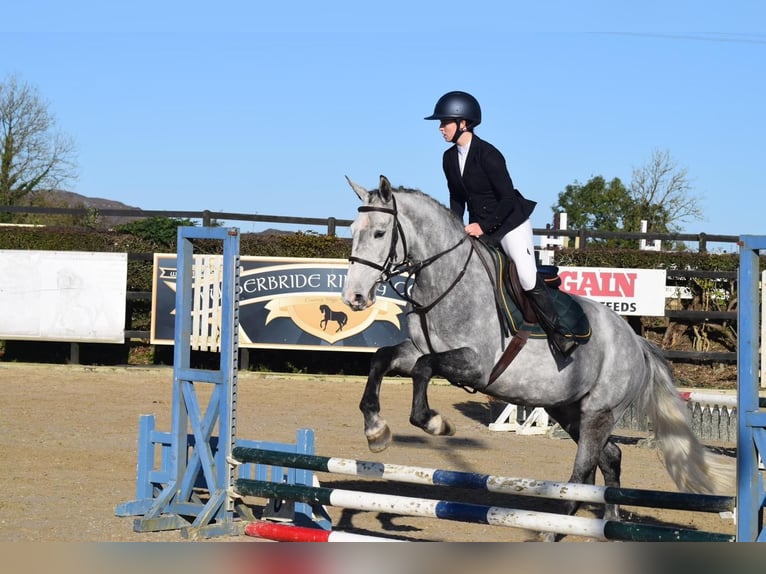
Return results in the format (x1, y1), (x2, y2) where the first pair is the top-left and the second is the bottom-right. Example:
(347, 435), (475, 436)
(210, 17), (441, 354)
(450, 118), (466, 144)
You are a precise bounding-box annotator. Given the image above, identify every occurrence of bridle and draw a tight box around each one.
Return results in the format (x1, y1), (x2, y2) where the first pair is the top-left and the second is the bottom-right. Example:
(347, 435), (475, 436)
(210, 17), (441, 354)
(349, 194), (517, 391)
(348, 197), (409, 284)
(348, 196), (478, 359)
(348, 195), (473, 309)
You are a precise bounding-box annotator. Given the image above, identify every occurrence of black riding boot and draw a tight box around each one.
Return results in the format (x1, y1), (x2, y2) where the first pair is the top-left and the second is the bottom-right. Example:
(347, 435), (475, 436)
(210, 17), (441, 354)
(524, 275), (577, 358)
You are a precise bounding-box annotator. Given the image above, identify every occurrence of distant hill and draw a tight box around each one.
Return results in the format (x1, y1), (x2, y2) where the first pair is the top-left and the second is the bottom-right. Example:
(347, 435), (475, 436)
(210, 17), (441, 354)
(21, 189), (143, 227)
(21, 190), (295, 234)
(255, 228), (294, 235)
(30, 189), (140, 212)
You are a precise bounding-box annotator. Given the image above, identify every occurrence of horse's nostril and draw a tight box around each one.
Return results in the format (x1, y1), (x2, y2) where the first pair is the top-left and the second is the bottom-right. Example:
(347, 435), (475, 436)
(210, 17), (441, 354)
(342, 291), (362, 307)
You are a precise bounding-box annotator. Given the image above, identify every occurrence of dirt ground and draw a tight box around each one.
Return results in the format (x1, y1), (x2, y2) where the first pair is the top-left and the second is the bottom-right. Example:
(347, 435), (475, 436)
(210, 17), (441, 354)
(0, 362), (737, 543)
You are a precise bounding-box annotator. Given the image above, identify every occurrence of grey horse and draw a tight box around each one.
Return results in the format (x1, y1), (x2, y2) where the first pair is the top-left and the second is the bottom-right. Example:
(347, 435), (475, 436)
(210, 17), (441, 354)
(341, 175), (731, 540)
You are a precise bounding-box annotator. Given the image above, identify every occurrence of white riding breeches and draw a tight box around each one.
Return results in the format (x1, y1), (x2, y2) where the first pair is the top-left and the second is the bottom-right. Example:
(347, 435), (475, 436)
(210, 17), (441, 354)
(499, 218), (538, 291)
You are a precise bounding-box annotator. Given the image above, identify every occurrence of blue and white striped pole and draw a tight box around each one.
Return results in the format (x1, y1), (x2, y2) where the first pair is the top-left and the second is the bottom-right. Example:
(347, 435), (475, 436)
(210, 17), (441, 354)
(234, 479), (734, 542)
(232, 446), (733, 514)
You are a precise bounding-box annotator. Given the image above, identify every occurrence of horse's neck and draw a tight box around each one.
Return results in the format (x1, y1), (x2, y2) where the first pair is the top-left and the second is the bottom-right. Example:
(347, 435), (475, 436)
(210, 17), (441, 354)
(396, 194), (464, 259)
(396, 194), (481, 291)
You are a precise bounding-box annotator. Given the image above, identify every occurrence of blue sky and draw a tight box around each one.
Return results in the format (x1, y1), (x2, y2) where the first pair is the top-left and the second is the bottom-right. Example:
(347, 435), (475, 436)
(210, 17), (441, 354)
(2, 1), (764, 242)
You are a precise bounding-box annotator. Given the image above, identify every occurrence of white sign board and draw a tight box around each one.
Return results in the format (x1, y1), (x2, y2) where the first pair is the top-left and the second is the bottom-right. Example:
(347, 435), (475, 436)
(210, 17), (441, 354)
(0, 250), (127, 343)
(558, 266), (667, 316)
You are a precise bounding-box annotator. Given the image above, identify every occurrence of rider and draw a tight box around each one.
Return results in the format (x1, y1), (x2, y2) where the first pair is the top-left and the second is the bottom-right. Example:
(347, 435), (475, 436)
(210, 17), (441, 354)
(424, 90), (577, 359)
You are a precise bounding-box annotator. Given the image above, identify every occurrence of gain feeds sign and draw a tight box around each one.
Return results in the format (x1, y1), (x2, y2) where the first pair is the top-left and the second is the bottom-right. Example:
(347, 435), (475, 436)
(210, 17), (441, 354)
(151, 255), (410, 351)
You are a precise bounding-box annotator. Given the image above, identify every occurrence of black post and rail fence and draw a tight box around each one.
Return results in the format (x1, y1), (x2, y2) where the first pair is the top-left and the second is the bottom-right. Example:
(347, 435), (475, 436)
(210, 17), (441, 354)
(1, 205), (743, 365)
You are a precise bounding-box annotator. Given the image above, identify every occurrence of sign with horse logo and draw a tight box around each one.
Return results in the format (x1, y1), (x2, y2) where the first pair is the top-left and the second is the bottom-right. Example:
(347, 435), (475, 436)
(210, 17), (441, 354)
(150, 255), (410, 351)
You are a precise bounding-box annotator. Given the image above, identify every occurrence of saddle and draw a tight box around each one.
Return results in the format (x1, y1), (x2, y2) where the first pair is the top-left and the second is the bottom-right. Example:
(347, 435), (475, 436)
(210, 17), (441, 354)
(481, 245), (591, 383)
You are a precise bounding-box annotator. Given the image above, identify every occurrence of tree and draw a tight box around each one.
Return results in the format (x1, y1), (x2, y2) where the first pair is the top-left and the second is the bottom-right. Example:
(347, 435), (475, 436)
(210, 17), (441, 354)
(552, 150), (703, 244)
(115, 217), (198, 247)
(552, 175), (631, 241)
(0, 74), (77, 221)
(624, 148), (703, 234)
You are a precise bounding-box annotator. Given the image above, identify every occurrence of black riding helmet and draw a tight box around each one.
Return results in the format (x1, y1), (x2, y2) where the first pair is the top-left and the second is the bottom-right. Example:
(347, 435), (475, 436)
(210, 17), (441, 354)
(424, 90), (482, 133)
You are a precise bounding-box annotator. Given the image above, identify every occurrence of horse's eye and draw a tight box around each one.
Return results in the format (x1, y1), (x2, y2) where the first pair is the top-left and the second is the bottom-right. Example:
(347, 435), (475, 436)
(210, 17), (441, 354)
(373, 230), (385, 239)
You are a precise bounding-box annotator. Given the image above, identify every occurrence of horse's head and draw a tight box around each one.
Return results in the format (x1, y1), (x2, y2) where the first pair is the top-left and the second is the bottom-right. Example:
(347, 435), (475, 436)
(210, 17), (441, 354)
(342, 175), (400, 311)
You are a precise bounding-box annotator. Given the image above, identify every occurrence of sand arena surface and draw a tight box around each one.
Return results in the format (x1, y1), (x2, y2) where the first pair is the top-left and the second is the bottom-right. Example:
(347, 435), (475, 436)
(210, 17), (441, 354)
(0, 363), (735, 542)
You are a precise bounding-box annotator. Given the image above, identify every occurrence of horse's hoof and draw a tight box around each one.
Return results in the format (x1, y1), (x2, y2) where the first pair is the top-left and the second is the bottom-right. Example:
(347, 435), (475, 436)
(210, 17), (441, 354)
(425, 414), (455, 437)
(538, 531), (558, 542)
(366, 424), (392, 453)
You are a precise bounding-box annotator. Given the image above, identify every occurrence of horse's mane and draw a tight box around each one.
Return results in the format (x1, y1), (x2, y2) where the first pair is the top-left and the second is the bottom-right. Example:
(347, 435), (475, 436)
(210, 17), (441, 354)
(389, 186), (465, 234)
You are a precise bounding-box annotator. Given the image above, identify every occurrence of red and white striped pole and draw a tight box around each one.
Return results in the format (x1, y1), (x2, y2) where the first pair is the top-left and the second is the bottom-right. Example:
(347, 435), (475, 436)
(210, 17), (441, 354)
(245, 521), (401, 542)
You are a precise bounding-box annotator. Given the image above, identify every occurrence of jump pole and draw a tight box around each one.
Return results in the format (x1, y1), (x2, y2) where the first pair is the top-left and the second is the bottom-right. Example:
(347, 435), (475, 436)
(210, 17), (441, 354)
(245, 521), (400, 542)
(234, 479), (734, 542)
(232, 446), (734, 514)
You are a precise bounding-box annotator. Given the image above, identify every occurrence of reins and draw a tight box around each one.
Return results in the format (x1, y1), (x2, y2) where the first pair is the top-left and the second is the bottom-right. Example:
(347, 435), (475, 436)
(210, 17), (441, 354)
(350, 197), (504, 392)
(395, 235), (472, 311)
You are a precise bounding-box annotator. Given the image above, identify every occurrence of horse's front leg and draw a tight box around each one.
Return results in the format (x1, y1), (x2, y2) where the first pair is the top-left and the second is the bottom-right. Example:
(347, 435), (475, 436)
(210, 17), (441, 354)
(409, 347), (484, 437)
(360, 340), (419, 452)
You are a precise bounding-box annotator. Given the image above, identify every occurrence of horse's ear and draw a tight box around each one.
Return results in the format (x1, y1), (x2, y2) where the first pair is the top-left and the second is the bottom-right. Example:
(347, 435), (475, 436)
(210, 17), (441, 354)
(379, 175), (393, 203)
(345, 176), (368, 202)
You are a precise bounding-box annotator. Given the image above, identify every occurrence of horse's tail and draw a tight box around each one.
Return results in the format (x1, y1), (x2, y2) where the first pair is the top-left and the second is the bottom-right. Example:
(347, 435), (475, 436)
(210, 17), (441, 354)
(639, 338), (735, 495)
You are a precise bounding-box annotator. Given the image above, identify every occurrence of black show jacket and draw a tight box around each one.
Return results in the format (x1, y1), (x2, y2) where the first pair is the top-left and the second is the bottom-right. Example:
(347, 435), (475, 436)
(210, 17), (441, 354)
(443, 135), (536, 245)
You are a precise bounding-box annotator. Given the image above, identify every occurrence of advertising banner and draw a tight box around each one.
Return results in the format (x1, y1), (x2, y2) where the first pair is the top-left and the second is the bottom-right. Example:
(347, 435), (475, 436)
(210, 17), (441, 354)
(151, 256), (668, 351)
(151, 255), (410, 352)
(558, 266), (667, 316)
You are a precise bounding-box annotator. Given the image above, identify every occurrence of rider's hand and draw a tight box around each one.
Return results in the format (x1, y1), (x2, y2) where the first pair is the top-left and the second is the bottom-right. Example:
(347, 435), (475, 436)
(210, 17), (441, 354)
(465, 223), (484, 237)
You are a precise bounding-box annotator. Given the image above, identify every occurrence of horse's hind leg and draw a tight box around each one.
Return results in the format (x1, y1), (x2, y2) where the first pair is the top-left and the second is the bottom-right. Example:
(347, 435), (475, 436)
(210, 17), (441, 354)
(597, 441), (622, 521)
(572, 416), (623, 523)
(360, 340), (419, 452)
(544, 406), (622, 540)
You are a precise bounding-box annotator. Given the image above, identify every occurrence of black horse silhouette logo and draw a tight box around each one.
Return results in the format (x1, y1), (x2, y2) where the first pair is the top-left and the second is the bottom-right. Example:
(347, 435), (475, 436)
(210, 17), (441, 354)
(319, 304), (348, 333)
